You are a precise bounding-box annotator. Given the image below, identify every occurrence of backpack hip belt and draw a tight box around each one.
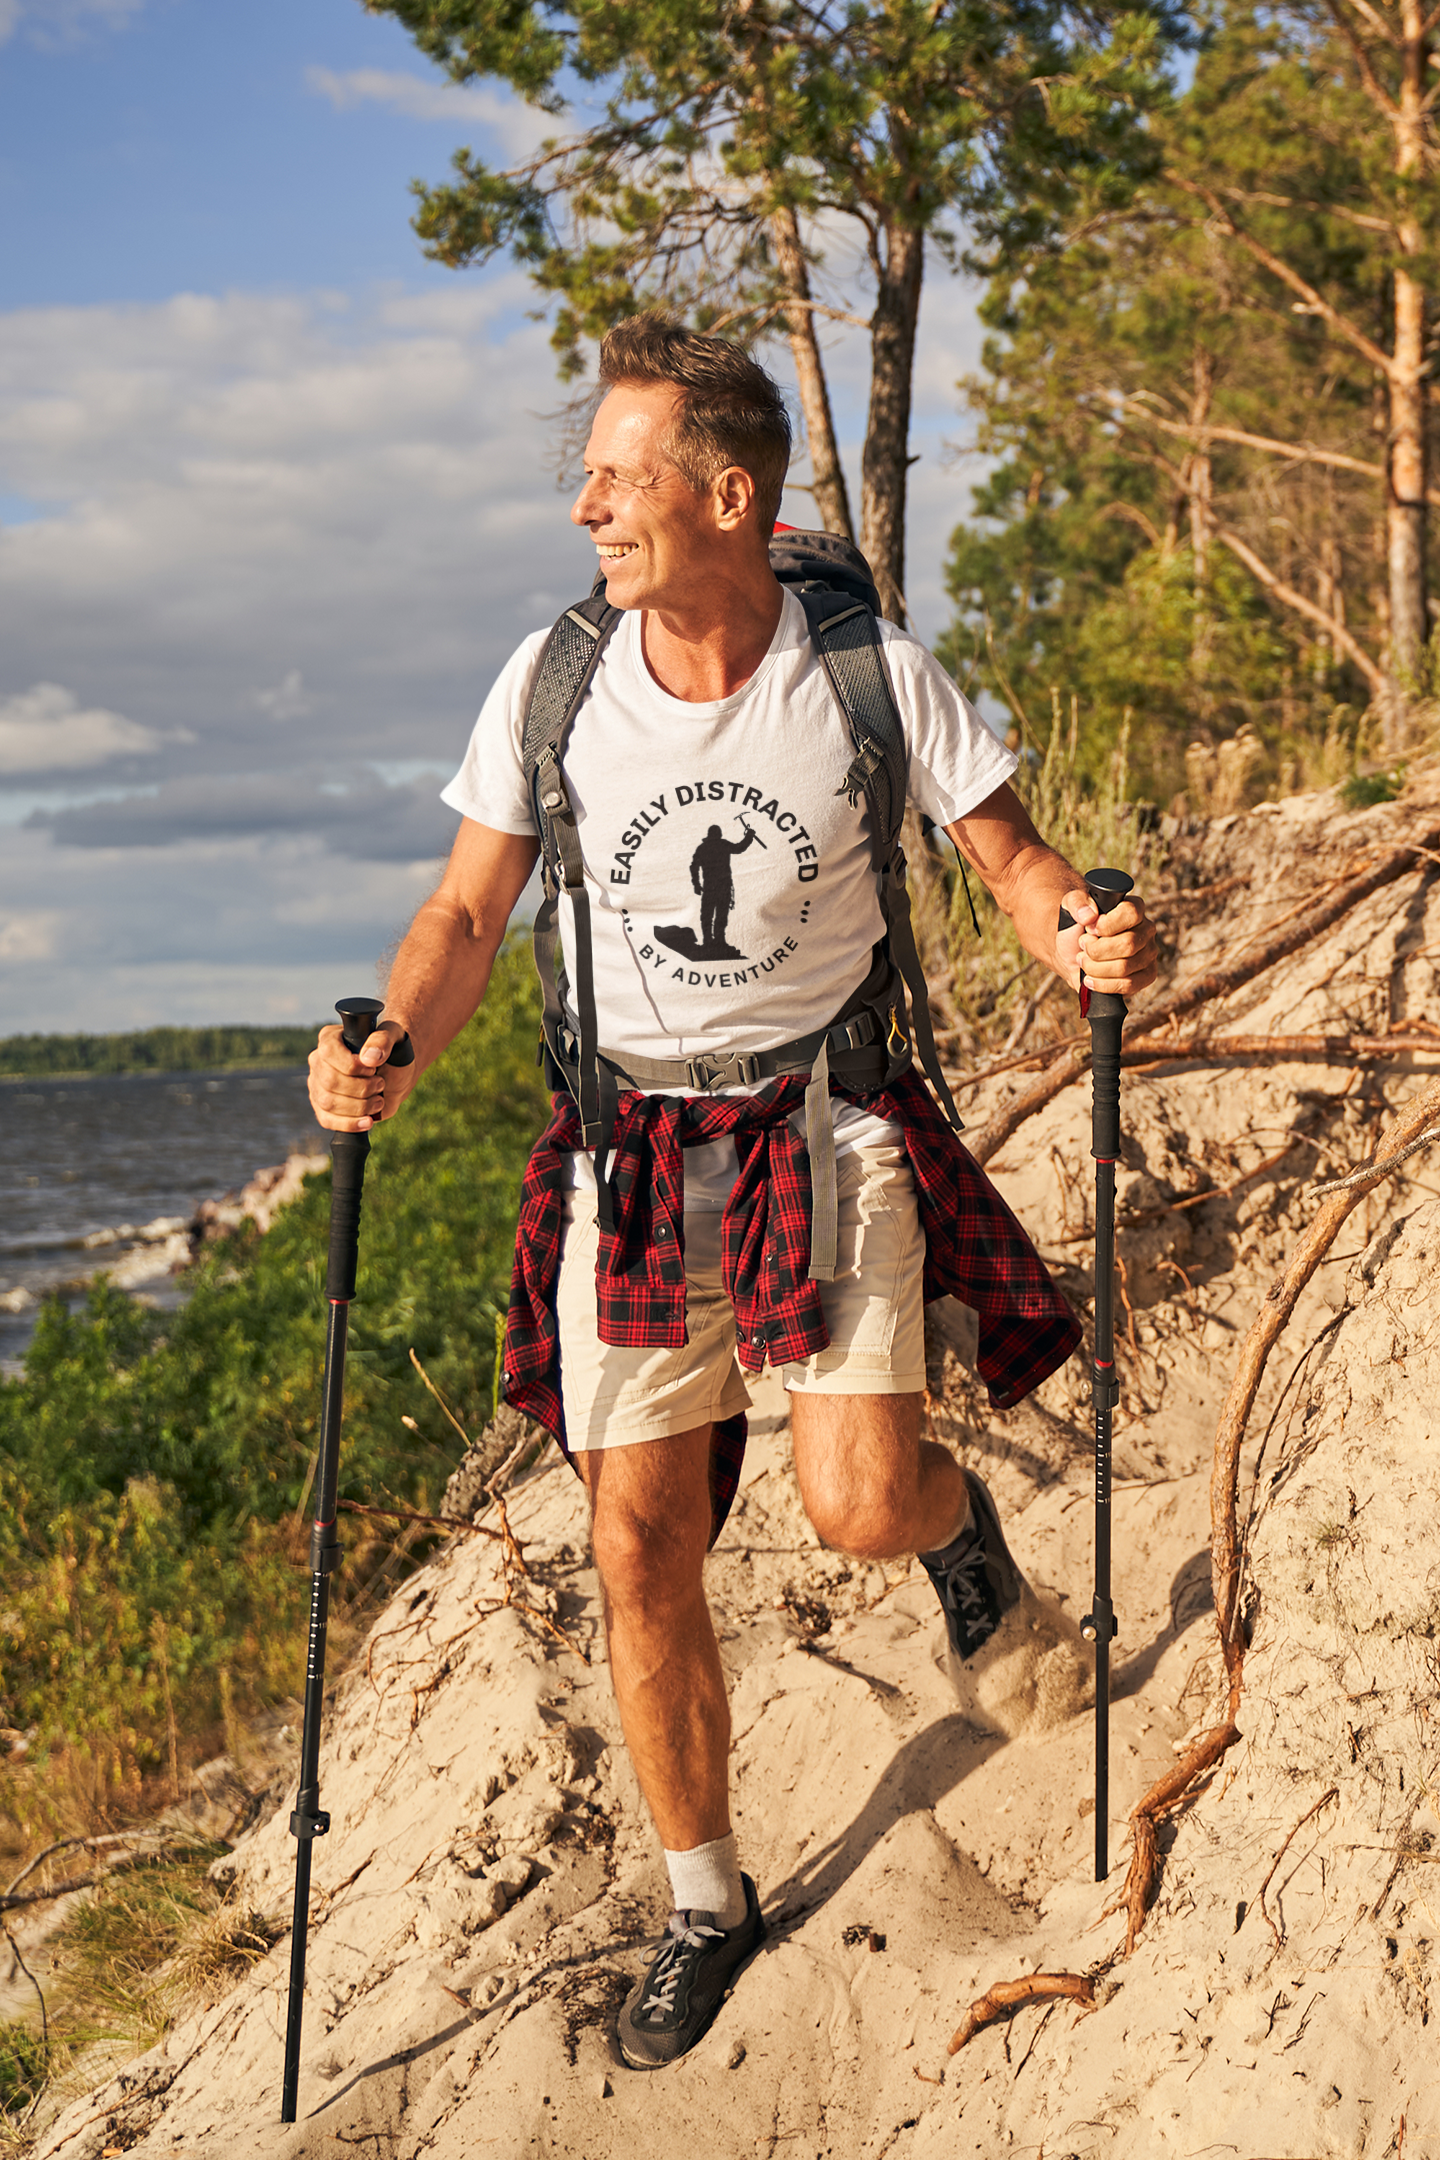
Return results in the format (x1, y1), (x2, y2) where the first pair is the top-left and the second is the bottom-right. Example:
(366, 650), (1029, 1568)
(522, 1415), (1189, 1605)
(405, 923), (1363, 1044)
(544, 965), (911, 1281)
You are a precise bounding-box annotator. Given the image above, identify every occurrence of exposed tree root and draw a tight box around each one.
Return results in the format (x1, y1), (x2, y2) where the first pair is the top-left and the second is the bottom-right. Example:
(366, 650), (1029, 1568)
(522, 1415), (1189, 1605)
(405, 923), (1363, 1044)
(947, 1972), (1094, 2053)
(952, 1066), (1440, 2051)
(1119, 1070), (1440, 1956)
(1120, 1030), (1440, 1066)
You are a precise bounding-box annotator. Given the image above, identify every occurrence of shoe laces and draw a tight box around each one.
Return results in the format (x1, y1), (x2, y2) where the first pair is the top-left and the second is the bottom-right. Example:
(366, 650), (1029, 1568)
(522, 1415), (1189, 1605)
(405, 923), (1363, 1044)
(639, 1913), (724, 2020)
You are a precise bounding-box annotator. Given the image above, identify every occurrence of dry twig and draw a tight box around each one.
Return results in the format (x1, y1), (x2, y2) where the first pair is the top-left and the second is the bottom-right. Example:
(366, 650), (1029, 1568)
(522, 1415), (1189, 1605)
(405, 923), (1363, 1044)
(1256, 1788), (1340, 1950)
(948, 1972), (1094, 2053)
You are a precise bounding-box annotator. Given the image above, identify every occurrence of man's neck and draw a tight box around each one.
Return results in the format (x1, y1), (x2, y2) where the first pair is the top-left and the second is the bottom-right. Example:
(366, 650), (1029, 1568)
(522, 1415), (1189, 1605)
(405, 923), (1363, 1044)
(639, 576), (785, 703)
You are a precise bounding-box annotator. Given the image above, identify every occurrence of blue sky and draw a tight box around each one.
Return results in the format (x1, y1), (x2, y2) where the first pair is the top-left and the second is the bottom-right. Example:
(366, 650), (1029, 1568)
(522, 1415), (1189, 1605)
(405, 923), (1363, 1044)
(0, 0), (988, 1031)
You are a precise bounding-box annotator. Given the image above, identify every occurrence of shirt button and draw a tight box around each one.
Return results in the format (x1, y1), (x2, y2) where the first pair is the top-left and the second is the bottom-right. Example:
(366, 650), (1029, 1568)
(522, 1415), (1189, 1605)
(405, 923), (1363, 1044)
(655, 1223), (670, 1240)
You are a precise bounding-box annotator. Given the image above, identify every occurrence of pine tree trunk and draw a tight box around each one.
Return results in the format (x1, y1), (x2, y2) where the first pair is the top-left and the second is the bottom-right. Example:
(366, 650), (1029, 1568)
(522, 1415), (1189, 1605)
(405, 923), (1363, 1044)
(770, 208), (854, 541)
(1184, 350), (1216, 720)
(1384, 0), (1430, 745)
(860, 223), (924, 625)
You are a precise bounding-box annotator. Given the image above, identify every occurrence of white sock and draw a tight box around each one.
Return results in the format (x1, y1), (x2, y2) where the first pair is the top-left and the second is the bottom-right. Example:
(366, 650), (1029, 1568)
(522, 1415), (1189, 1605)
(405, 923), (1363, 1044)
(664, 1832), (748, 1930)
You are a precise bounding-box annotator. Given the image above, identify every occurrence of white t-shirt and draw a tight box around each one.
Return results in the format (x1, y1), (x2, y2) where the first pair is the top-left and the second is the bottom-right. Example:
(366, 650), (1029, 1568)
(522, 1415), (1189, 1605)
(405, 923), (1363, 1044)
(442, 588), (1016, 1205)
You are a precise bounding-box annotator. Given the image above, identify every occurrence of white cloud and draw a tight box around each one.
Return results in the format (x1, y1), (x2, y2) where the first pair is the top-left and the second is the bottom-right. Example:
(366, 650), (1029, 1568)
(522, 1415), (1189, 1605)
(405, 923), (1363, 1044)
(0, 257), (988, 1027)
(305, 65), (547, 159)
(0, 0), (143, 48)
(255, 670), (314, 723)
(0, 909), (61, 962)
(0, 682), (179, 775)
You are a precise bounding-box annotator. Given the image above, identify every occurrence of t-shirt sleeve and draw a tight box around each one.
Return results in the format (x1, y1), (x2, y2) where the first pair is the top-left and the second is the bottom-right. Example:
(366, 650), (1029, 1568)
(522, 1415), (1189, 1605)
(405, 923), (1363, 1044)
(878, 624), (1018, 828)
(439, 628), (551, 836)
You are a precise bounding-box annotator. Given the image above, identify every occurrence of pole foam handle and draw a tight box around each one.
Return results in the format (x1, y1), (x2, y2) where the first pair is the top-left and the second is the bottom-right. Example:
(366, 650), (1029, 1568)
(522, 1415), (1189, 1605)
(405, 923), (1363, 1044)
(326, 1131), (370, 1300)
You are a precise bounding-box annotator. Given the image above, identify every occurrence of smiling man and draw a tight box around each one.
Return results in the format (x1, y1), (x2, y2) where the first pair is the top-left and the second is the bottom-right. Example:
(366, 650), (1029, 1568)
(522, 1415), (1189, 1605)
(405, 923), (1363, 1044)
(307, 314), (1158, 2071)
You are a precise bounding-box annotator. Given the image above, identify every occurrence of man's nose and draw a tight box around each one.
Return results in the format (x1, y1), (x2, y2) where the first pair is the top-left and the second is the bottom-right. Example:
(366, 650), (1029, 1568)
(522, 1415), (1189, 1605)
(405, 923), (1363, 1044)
(571, 476), (600, 527)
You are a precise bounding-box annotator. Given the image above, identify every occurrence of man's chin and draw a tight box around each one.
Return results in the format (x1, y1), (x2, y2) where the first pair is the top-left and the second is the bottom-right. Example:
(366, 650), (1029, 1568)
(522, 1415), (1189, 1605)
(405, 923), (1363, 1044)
(595, 554), (650, 607)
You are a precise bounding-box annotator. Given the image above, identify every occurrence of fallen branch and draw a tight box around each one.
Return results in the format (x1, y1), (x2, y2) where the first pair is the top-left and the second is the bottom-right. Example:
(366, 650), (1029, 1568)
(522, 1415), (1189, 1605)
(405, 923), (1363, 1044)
(0, 1844), (191, 1914)
(1121, 1031), (1440, 1067)
(967, 830), (1440, 1164)
(947, 1971), (1094, 2053)
(338, 1498), (502, 1542)
(1312, 1122), (1440, 1195)
(1256, 1788), (1340, 1951)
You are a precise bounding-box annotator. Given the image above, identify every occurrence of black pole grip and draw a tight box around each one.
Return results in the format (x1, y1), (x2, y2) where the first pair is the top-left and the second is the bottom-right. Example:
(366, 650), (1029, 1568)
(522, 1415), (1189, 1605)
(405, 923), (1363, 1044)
(335, 995), (415, 1067)
(326, 1132), (370, 1301)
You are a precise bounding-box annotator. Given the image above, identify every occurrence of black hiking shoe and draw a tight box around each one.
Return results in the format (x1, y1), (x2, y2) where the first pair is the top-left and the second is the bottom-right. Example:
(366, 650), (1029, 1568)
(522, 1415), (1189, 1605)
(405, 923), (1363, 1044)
(918, 1468), (1025, 1663)
(616, 1875), (764, 2070)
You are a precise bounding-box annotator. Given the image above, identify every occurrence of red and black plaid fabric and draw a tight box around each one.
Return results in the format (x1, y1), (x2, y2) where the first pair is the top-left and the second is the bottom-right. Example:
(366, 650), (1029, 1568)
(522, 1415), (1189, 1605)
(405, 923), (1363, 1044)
(502, 1069), (1080, 1537)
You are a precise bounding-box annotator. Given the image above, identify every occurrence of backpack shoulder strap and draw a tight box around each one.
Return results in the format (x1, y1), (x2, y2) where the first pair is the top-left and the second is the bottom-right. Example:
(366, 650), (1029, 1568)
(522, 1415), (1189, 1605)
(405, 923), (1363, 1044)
(799, 590), (964, 1136)
(798, 590), (906, 861)
(523, 591), (622, 873)
(521, 590), (623, 1194)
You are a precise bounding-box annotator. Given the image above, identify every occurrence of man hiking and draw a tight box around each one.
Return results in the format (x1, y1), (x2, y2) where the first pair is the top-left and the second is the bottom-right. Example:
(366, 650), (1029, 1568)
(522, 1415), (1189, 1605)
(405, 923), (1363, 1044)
(307, 314), (1157, 2072)
(689, 819), (759, 956)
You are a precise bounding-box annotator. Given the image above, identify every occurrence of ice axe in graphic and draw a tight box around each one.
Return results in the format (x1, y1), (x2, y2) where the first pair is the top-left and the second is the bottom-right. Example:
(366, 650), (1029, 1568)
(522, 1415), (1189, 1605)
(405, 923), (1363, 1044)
(736, 813), (768, 848)
(1058, 869), (1133, 1884)
(281, 996), (413, 2125)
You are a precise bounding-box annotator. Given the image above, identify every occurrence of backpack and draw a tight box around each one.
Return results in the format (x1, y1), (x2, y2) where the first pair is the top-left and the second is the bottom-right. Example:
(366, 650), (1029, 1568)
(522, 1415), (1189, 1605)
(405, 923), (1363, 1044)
(520, 528), (963, 1273)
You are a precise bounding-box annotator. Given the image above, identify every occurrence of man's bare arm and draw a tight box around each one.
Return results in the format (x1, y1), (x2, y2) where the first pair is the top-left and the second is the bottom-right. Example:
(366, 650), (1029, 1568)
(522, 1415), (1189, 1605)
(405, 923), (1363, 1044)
(945, 782), (1157, 997)
(307, 820), (540, 1133)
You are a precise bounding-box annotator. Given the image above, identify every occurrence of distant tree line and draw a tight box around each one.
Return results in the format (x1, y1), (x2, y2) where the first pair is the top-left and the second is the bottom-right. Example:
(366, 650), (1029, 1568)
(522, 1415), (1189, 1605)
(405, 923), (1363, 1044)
(0, 1025), (324, 1079)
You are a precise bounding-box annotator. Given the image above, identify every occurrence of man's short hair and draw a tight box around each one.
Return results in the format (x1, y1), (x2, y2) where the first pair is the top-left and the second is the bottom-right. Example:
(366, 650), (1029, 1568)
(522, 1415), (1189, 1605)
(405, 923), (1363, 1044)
(598, 313), (793, 532)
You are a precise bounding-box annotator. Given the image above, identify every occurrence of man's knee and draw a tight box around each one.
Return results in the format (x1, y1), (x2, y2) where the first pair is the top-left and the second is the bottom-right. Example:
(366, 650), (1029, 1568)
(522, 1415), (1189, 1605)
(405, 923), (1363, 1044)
(591, 1501), (706, 1610)
(791, 1393), (927, 1559)
(804, 1485), (912, 1561)
(582, 1430), (713, 1615)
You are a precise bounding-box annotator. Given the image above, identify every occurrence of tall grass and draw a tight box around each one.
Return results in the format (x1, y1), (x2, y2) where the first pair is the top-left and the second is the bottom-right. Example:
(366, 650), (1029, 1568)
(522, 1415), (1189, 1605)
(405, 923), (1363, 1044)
(918, 692), (1155, 1065)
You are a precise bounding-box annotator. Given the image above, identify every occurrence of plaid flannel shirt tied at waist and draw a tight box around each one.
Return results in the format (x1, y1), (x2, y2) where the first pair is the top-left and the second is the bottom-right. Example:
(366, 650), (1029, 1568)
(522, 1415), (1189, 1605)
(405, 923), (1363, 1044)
(503, 1068), (1080, 1459)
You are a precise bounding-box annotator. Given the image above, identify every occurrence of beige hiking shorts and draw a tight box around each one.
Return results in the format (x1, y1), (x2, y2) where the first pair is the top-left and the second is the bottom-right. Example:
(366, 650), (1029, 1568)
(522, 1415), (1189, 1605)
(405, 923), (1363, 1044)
(556, 1138), (927, 1451)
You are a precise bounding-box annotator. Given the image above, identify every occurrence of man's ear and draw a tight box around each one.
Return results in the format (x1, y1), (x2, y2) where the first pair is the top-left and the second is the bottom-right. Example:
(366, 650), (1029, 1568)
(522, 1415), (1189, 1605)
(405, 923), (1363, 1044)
(713, 463), (757, 532)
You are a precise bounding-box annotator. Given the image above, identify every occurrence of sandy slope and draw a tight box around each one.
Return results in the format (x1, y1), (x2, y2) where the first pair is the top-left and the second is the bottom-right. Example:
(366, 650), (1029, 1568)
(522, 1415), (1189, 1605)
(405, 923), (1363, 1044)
(29, 779), (1440, 2160)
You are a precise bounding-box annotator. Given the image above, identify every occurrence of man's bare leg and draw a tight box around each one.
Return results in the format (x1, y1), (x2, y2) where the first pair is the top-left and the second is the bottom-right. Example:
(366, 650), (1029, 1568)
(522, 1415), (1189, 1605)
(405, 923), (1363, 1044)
(788, 1391), (971, 1559)
(577, 1425), (731, 1851)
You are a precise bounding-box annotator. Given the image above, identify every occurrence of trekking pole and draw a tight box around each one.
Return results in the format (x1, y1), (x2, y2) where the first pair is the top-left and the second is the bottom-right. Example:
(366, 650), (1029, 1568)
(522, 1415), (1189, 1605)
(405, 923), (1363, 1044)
(1067, 869), (1134, 1884)
(281, 996), (412, 2125)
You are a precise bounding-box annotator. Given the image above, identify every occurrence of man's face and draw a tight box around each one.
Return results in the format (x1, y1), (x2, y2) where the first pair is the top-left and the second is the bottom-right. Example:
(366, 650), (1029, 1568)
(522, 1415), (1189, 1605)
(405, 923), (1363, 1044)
(570, 383), (711, 611)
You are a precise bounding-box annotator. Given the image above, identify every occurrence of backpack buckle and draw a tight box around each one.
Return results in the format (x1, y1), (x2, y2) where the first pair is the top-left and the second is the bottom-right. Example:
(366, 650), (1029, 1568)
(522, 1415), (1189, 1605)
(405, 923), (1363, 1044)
(685, 1050), (760, 1090)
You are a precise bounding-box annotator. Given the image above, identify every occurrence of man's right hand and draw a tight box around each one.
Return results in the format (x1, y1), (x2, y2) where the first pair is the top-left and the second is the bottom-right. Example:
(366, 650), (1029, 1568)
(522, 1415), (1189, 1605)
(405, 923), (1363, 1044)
(307, 1020), (417, 1133)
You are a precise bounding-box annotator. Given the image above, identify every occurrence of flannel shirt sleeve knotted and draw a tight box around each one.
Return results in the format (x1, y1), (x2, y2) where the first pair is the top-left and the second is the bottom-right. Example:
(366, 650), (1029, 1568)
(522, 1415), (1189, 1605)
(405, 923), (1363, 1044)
(502, 1070), (1080, 1540)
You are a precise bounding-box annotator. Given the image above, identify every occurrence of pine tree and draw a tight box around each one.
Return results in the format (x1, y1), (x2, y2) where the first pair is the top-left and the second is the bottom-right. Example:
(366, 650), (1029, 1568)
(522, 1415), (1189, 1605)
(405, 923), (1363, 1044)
(368, 0), (1181, 620)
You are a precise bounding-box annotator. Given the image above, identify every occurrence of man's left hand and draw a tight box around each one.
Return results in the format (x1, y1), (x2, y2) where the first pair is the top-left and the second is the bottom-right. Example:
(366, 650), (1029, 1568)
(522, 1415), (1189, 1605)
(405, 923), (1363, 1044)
(1054, 888), (1158, 999)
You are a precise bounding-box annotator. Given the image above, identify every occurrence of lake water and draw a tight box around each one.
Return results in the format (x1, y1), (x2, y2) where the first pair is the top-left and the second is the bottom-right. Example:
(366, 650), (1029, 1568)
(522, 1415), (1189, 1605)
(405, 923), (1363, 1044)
(1, 1067), (324, 1372)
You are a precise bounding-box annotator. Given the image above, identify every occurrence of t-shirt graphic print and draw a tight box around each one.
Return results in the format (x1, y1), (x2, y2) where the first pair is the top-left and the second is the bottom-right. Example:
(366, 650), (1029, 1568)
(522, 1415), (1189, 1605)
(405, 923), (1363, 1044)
(442, 588), (1016, 1068)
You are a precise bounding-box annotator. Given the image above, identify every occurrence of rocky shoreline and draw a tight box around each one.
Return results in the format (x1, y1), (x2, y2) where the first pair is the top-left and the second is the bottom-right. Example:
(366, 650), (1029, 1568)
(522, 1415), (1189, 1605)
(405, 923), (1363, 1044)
(0, 1150), (328, 1319)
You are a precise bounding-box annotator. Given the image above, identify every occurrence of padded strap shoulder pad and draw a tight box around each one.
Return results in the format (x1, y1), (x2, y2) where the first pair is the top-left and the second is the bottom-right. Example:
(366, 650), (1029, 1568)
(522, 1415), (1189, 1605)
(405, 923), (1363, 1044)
(799, 591), (907, 856)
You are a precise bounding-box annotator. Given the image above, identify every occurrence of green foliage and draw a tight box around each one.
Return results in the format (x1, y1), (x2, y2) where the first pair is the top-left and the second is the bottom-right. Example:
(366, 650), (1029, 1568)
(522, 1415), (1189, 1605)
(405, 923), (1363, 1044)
(0, 1025), (322, 1079)
(0, 941), (549, 1839)
(930, 697), (1155, 1052)
(0, 2019), (47, 2119)
(940, 0), (1440, 795)
(1340, 770), (1403, 810)
(378, 0), (1181, 367)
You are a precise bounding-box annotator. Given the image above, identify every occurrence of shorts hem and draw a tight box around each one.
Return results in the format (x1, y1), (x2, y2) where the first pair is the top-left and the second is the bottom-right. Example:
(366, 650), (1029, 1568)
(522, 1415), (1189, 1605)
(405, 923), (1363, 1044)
(781, 1364), (927, 1397)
